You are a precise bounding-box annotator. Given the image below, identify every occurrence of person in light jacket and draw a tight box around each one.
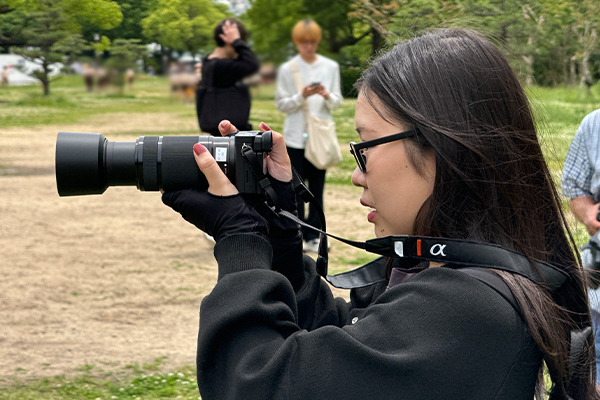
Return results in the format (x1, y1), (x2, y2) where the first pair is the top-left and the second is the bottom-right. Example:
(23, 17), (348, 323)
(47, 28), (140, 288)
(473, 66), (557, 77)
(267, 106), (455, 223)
(275, 19), (343, 253)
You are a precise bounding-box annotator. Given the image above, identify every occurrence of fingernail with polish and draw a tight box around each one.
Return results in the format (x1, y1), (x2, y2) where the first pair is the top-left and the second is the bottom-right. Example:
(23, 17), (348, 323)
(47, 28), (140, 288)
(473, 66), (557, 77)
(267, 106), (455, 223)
(260, 121), (271, 130)
(193, 143), (206, 156)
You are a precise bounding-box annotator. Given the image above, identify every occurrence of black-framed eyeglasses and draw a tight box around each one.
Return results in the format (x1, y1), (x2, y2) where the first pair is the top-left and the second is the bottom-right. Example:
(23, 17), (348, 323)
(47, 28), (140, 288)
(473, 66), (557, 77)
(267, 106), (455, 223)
(350, 129), (419, 173)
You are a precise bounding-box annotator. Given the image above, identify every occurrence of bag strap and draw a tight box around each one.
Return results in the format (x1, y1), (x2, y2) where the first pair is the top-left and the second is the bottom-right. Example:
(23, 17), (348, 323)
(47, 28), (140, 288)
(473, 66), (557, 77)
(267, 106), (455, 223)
(289, 61), (310, 115)
(289, 61), (302, 92)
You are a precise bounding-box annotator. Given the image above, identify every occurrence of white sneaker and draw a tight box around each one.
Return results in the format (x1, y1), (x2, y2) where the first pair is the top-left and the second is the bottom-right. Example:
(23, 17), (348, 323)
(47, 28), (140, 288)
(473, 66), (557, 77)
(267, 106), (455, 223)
(303, 238), (321, 253)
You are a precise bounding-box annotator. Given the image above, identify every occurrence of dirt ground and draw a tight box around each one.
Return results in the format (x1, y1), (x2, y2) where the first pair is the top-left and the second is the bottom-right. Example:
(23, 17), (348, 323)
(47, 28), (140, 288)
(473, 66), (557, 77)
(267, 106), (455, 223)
(0, 113), (371, 384)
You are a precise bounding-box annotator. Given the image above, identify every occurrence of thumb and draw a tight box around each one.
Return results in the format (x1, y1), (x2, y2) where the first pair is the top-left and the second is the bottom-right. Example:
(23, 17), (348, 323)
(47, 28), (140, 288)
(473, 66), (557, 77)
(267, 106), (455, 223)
(193, 143), (238, 196)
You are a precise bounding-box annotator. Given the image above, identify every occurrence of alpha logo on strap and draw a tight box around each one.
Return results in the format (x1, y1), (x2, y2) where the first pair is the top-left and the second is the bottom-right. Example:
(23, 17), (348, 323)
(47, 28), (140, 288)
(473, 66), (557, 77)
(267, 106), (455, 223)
(430, 243), (447, 257)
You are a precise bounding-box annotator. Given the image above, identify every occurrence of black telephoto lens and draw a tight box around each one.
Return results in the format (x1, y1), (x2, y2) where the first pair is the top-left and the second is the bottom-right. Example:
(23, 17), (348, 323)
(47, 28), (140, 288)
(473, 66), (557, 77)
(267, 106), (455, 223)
(55, 131), (271, 197)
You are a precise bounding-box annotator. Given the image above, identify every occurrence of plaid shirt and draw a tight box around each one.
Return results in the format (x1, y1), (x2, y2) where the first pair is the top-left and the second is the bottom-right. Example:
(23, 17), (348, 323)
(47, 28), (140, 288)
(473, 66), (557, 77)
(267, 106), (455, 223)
(561, 109), (600, 200)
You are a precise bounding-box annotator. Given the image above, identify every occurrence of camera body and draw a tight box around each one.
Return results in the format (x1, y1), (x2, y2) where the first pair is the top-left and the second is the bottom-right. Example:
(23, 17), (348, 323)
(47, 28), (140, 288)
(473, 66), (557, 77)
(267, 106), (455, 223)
(55, 130), (272, 196)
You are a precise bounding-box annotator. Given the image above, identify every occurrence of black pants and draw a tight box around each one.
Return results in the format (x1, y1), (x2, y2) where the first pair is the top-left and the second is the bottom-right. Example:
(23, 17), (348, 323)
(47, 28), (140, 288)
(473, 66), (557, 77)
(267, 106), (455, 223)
(287, 147), (325, 241)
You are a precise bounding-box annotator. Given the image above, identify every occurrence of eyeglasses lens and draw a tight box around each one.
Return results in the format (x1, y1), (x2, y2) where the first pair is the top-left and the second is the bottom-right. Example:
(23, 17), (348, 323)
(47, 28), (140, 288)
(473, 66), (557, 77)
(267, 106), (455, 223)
(350, 144), (367, 173)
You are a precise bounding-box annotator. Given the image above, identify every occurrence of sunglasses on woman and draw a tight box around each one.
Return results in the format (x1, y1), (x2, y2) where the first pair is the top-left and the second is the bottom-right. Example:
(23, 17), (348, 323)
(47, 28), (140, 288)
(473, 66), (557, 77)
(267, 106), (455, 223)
(350, 128), (419, 173)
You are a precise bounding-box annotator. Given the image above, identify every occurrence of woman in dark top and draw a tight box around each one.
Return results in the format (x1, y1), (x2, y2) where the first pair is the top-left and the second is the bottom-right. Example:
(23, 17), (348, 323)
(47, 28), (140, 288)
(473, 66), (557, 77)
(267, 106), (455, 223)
(164, 29), (598, 399)
(196, 18), (259, 135)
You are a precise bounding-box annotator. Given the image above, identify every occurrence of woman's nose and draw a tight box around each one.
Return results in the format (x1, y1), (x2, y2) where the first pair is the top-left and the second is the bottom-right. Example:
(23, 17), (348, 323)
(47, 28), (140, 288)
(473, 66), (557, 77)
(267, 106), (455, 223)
(351, 166), (366, 188)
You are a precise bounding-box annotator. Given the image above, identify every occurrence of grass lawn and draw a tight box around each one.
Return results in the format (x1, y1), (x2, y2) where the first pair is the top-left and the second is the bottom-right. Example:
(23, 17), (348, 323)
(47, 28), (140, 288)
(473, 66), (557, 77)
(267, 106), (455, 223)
(1, 75), (600, 399)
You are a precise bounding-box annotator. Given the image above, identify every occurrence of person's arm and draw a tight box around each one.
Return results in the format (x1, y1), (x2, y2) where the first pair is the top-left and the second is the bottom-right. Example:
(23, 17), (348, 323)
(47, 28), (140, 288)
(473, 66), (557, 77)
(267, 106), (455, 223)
(562, 114), (600, 235)
(253, 176), (305, 283)
(196, 267), (533, 400)
(569, 196), (600, 235)
(226, 39), (260, 78)
(215, 20), (259, 79)
(275, 64), (305, 114)
(321, 62), (343, 111)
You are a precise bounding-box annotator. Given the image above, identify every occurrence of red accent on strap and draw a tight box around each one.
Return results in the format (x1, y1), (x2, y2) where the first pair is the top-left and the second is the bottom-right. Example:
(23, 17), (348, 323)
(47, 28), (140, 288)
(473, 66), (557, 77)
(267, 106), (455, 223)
(417, 239), (422, 256)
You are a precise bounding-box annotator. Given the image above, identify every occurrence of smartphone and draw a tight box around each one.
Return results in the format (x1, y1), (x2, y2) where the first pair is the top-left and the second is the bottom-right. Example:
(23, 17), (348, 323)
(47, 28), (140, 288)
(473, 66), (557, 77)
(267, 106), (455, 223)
(310, 82), (321, 87)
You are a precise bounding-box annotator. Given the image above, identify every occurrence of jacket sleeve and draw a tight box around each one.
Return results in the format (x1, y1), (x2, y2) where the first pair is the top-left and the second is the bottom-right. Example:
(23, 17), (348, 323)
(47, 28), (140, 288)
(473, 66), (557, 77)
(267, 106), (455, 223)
(561, 109), (600, 200)
(197, 242), (538, 400)
(219, 39), (260, 80)
(275, 64), (305, 114)
(211, 233), (349, 329)
(324, 63), (343, 112)
(562, 125), (593, 199)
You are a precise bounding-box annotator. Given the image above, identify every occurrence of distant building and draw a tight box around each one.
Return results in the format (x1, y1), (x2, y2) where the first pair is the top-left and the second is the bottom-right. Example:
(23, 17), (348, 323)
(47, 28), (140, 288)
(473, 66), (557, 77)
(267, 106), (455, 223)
(0, 54), (62, 85)
(215, 0), (250, 15)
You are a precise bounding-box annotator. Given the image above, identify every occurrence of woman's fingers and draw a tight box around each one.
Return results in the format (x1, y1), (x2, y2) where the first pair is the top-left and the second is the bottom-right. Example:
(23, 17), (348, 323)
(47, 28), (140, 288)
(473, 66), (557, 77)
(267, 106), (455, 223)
(193, 143), (238, 196)
(218, 120), (238, 136)
(219, 20), (240, 45)
(259, 122), (292, 182)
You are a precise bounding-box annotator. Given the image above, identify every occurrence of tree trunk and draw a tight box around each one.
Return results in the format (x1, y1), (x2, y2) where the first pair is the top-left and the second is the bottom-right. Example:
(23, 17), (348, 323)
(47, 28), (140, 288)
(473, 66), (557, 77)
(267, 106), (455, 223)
(577, 21), (598, 93)
(42, 63), (50, 96)
(522, 54), (534, 86)
(371, 27), (382, 57)
(570, 55), (577, 86)
(579, 51), (592, 95)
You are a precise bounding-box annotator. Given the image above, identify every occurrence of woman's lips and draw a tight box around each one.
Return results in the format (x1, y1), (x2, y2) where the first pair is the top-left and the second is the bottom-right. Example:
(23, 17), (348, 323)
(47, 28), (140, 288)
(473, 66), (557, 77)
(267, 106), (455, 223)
(360, 200), (376, 223)
(367, 208), (377, 223)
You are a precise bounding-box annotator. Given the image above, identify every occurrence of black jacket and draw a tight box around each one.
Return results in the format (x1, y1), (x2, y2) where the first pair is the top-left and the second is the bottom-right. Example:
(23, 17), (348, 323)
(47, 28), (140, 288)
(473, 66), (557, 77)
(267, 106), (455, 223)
(196, 232), (542, 400)
(197, 39), (260, 135)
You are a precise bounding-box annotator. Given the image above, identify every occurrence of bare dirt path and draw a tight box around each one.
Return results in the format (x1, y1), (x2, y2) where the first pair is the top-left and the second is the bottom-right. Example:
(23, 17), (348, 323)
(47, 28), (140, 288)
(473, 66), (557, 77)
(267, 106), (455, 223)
(0, 114), (371, 384)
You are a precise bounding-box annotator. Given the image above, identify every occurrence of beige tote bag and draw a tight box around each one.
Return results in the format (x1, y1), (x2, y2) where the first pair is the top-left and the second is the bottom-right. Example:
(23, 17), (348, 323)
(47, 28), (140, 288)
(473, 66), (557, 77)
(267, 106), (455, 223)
(290, 61), (342, 170)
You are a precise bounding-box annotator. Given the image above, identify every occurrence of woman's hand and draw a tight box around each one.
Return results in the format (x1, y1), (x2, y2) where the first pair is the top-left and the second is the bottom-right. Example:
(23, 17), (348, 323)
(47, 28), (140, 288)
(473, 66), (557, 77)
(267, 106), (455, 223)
(258, 122), (293, 182)
(217, 120), (293, 183)
(301, 83), (321, 99)
(583, 203), (600, 236)
(316, 85), (330, 100)
(162, 120), (269, 242)
(192, 140), (238, 197)
(219, 20), (241, 46)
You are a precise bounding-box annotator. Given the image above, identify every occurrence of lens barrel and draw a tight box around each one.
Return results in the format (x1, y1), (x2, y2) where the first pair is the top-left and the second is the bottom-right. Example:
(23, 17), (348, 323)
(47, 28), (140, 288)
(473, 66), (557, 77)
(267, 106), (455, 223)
(55, 131), (272, 196)
(56, 132), (112, 196)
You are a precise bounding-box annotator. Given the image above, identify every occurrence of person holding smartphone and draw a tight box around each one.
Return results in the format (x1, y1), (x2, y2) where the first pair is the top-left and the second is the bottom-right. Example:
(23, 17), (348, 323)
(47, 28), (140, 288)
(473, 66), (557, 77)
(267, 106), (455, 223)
(275, 19), (343, 253)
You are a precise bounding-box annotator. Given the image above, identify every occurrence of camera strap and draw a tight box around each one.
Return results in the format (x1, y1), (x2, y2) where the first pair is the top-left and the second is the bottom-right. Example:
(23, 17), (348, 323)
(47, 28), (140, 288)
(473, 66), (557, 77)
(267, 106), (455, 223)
(282, 208), (568, 291)
(239, 146), (568, 291)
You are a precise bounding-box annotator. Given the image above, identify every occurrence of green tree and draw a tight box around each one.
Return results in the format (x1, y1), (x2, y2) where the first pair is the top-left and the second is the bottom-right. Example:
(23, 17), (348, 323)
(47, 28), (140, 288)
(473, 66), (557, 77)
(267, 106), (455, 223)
(8, 0), (122, 95)
(348, 0), (402, 55)
(245, 0), (372, 64)
(0, 1), (28, 50)
(81, 0), (155, 44)
(571, 0), (600, 92)
(141, 0), (229, 54)
(304, 0), (370, 56)
(244, 0), (303, 63)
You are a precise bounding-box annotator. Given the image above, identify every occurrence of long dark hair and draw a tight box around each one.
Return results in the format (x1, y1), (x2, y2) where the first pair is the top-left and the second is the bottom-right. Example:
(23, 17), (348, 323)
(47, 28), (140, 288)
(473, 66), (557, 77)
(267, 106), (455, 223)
(357, 29), (597, 399)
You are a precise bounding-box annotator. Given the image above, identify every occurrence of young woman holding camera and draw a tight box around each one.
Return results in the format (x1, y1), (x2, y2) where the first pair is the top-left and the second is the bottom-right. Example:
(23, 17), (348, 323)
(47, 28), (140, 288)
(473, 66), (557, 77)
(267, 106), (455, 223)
(163, 29), (598, 399)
